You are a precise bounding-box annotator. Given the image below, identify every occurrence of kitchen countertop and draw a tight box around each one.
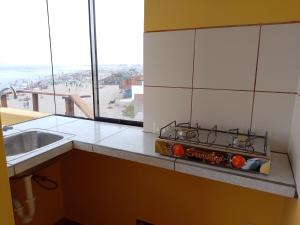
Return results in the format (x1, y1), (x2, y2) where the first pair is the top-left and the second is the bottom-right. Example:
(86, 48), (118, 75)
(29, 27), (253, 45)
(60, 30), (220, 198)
(4, 115), (297, 198)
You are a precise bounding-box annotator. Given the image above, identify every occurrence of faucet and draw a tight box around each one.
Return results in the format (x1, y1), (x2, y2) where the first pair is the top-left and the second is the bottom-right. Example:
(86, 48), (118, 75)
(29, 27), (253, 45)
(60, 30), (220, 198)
(0, 86), (17, 99)
(2, 125), (13, 132)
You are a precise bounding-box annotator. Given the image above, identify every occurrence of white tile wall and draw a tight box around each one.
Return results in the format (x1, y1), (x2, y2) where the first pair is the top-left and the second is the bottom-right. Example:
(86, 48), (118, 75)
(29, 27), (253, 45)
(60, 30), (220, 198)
(193, 26), (259, 90)
(191, 89), (253, 131)
(252, 92), (295, 152)
(144, 23), (300, 155)
(144, 30), (195, 87)
(289, 96), (300, 194)
(256, 24), (300, 93)
(143, 87), (192, 133)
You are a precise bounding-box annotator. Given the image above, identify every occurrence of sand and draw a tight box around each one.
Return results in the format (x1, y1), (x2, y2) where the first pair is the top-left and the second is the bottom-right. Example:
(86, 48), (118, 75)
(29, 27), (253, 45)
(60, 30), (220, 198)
(6, 82), (143, 121)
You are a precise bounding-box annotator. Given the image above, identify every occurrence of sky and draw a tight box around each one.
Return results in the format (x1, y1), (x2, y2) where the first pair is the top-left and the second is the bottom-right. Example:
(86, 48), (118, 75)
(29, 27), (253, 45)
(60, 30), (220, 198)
(0, 0), (144, 66)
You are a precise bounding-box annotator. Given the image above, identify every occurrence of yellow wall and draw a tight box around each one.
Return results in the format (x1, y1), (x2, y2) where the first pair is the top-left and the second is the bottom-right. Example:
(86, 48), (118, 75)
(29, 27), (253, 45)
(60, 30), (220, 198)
(0, 108), (45, 225)
(4, 1), (300, 225)
(11, 161), (64, 225)
(0, 108), (48, 126)
(0, 117), (15, 225)
(9, 150), (295, 225)
(61, 151), (288, 225)
(144, 0), (300, 32)
(282, 199), (300, 225)
(0, 109), (61, 225)
(144, 1), (300, 225)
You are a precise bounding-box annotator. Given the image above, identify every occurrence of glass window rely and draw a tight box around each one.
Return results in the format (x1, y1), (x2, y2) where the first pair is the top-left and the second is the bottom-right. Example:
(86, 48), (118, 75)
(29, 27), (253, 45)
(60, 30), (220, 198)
(0, 0), (55, 115)
(0, 0), (144, 125)
(95, 0), (144, 122)
(48, 0), (94, 119)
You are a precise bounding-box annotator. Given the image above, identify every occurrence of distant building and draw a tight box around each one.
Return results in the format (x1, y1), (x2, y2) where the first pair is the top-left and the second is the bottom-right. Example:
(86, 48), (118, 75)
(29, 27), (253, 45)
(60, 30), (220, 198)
(120, 75), (142, 90)
(120, 75), (143, 98)
(131, 84), (143, 100)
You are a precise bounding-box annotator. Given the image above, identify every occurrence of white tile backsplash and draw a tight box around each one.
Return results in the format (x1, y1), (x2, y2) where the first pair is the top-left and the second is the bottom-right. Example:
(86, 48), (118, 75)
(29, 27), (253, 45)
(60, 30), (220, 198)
(144, 30), (195, 87)
(144, 87), (192, 133)
(193, 26), (259, 90)
(289, 96), (300, 194)
(256, 24), (300, 93)
(144, 23), (300, 159)
(191, 89), (253, 131)
(252, 92), (295, 152)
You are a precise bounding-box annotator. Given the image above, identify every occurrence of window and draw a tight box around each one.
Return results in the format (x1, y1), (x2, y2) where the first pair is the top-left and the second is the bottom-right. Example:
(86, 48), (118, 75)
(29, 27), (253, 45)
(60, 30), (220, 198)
(95, 0), (144, 123)
(48, 0), (94, 119)
(0, 0), (55, 114)
(0, 0), (144, 125)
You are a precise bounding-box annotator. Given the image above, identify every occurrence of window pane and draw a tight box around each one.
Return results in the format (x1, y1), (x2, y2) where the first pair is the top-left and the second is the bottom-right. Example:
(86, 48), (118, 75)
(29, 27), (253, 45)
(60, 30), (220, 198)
(0, 0), (55, 117)
(95, 0), (144, 122)
(48, 0), (94, 119)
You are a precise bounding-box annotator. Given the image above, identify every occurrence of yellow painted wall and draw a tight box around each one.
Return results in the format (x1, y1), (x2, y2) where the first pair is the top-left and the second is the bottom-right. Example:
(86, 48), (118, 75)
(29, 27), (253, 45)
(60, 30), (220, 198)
(144, 1), (300, 225)
(9, 149), (294, 225)
(0, 117), (15, 225)
(61, 151), (288, 225)
(0, 108), (48, 225)
(4, 1), (300, 225)
(11, 161), (65, 225)
(0, 108), (48, 126)
(144, 0), (300, 32)
(282, 199), (300, 225)
(0, 109), (62, 225)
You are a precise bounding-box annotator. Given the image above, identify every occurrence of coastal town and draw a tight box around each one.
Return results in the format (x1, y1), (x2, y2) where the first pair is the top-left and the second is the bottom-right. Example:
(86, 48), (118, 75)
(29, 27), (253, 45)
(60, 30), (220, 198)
(1, 64), (143, 121)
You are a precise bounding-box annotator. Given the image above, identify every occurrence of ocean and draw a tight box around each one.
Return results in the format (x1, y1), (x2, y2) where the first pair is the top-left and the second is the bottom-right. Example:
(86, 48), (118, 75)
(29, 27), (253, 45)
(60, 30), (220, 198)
(0, 65), (90, 89)
(0, 64), (143, 90)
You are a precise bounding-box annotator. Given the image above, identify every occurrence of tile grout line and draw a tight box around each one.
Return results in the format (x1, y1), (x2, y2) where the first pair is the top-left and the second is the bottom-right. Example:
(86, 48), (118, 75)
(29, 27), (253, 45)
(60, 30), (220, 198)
(92, 127), (131, 146)
(250, 25), (262, 131)
(13, 116), (79, 131)
(144, 85), (297, 95)
(144, 85), (192, 89)
(194, 88), (253, 92)
(173, 158), (177, 171)
(145, 21), (300, 33)
(286, 153), (298, 190)
(47, 118), (80, 130)
(256, 90), (297, 95)
(189, 29), (197, 124)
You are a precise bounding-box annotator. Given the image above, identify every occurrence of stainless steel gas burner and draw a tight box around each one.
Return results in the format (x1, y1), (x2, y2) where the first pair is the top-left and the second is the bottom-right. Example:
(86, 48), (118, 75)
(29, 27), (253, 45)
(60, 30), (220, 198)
(155, 121), (271, 174)
(159, 121), (268, 155)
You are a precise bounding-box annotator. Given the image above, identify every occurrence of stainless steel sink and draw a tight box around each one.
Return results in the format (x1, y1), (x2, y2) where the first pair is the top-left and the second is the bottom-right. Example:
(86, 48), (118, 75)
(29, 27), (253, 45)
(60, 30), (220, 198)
(5, 131), (64, 157)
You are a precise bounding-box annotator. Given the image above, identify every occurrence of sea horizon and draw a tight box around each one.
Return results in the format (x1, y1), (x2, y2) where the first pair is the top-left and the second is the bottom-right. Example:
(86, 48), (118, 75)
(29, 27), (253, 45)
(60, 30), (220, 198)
(0, 64), (142, 90)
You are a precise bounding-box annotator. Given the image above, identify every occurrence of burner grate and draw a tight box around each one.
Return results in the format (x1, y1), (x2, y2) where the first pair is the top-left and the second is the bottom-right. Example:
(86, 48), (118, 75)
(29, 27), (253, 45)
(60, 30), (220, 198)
(159, 121), (268, 156)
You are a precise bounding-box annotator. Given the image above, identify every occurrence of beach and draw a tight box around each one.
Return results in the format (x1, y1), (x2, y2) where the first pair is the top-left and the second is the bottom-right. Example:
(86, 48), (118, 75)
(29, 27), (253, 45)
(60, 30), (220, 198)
(1, 65), (143, 121)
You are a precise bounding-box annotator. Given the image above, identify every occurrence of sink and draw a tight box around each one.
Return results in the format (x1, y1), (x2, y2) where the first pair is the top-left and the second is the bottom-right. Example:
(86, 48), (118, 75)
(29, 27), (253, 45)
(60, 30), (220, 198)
(5, 130), (64, 157)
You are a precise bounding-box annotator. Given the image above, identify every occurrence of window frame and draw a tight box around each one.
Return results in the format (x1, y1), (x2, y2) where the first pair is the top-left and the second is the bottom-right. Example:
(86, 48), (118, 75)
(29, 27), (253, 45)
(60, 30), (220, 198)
(87, 0), (143, 127)
(0, 0), (143, 127)
(54, 0), (143, 127)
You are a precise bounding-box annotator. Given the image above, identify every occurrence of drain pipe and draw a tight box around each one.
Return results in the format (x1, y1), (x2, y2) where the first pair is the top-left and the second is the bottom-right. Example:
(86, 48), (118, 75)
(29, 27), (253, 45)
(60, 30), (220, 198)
(13, 175), (36, 224)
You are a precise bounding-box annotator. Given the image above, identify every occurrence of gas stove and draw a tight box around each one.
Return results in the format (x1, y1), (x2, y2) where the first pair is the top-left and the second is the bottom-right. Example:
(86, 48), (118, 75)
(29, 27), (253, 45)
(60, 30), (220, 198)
(155, 121), (271, 174)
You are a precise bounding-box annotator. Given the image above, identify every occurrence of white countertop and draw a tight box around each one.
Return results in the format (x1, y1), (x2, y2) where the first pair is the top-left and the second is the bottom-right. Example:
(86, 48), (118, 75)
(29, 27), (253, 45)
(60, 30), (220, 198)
(4, 115), (297, 198)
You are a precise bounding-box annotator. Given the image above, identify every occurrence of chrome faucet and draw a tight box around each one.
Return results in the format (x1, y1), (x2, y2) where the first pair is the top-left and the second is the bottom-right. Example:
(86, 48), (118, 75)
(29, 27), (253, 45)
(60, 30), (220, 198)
(0, 86), (17, 99)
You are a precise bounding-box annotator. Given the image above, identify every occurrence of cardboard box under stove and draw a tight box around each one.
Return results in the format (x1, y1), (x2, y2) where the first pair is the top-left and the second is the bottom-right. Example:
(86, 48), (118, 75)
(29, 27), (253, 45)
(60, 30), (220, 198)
(155, 121), (271, 174)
